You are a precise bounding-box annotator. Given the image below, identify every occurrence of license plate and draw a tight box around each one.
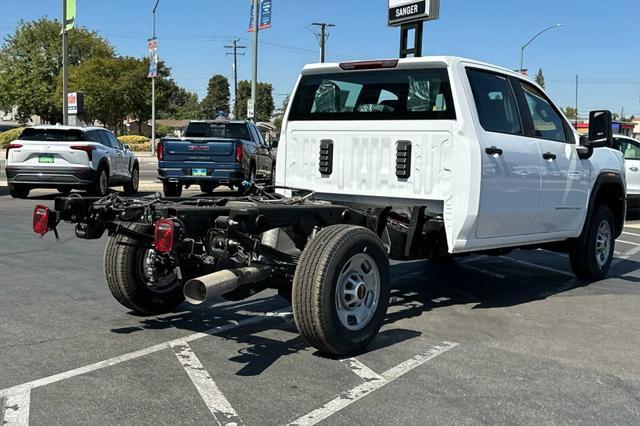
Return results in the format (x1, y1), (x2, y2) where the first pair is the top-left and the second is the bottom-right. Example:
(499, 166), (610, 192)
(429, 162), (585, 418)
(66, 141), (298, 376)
(192, 168), (207, 177)
(38, 154), (54, 164)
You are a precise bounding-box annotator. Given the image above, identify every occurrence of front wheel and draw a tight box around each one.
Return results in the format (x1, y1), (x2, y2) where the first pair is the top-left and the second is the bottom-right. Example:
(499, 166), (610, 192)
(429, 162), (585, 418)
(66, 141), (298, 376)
(104, 223), (184, 315)
(292, 225), (390, 355)
(569, 205), (615, 281)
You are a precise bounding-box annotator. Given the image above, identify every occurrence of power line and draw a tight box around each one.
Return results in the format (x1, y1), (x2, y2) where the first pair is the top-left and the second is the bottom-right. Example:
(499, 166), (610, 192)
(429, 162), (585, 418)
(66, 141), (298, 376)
(311, 22), (335, 63)
(225, 39), (246, 118)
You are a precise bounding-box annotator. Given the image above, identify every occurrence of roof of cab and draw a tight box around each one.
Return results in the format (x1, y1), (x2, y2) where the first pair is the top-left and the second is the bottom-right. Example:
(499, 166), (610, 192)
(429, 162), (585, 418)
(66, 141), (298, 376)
(301, 56), (532, 83)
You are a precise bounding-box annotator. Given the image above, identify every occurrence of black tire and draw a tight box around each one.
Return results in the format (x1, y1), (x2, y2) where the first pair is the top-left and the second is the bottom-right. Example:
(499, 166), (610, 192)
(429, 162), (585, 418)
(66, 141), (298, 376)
(57, 186), (72, 195)
(123, 166), (139, 195)
(292, 225), (390, 355)
(569, 204), (615, 281)
(104, 223), (184, 315)
(163, 182), (182, 197)
(89, 166), (109, 196)
(9, 184), (30, 199)
(199, 183), (217, 194)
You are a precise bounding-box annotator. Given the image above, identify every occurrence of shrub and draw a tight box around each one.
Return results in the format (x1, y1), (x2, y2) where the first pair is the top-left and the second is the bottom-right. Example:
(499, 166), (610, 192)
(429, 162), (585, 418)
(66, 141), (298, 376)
(156, 125), (171, 138)
(0, 127), (25, 149)
(118, 135), (150, 145)
(129, 143), (151, 152)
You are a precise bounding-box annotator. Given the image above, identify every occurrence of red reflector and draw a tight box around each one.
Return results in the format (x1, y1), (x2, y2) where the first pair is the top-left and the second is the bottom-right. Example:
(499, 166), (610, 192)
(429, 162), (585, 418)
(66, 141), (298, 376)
(235, 143), (244, 163)
(6, 143), (23, 159)
(70, 145), (95, 161)
(154, 219), (175, 253)
(157, 141), (164, 161)
(339, 60), (399, 70)
(33, 205), (50, 236)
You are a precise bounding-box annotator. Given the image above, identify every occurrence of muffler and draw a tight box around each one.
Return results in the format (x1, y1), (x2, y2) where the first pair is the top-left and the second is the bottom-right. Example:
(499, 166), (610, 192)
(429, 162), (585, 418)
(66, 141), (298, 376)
(183, 266), (271, 305)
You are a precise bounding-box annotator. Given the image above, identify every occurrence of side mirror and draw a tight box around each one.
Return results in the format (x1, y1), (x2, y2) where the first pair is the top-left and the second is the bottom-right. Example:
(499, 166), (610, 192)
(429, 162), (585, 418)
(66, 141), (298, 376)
(123, 144), (131, 151)
(587, 110), (613, 148)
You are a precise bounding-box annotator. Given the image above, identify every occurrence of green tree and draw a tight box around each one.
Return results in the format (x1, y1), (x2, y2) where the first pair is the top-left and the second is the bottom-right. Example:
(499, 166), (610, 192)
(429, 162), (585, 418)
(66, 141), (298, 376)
(535, 68), (545, 89)
(200, 75), (230, 118)
(563, 106), (577, 119)
(0, 18), (113, 123)
(236, 81), (274, 122)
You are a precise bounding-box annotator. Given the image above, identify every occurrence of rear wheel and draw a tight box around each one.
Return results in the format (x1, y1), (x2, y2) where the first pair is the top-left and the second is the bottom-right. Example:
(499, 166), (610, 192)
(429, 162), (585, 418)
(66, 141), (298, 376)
(569, 204), (615, 281)
(104, 223), (184, 315)
(163, 182), (182, 197)
(123, 166), (139, 195)
(89, 166), (109, 196)
(9, 184), (30, 199)
(292, 225), (390, 355)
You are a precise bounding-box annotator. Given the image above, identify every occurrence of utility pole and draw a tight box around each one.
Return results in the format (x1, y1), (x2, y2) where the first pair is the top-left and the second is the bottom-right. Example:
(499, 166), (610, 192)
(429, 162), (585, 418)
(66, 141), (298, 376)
(151, 0), (160, 155)
(312, 22), (335, 63)
(225, 39), (246, 119)
(62, 0), (68, 125)
(250, 0), (259, 121)
(575, 75), (579, 129)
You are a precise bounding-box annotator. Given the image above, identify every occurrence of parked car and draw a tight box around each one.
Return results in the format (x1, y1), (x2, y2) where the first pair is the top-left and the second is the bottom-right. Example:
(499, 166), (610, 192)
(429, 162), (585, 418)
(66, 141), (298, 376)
(157, 120), (275, 197)
(37, 56), (624, 356)
(614, 135), (640, 206)
(5, 125), (139, 198)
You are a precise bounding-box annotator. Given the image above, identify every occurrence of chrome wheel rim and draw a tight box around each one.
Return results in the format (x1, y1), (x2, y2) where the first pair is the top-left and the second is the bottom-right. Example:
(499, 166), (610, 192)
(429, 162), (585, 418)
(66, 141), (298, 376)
(335, 253), (380, 331)
(99, 171), (108, 194)
(595, 220), (612, 268)
(139, 249), (180, 293)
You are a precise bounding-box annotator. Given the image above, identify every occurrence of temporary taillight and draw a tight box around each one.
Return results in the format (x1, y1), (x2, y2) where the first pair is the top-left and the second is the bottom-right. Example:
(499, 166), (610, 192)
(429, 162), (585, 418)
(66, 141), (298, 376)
(157, 141), (164, 161)
(6, 143), (22, 159)
(154, 219), (175, 253)
(33, 205), (50, 236)
(235, 143), (244, 163)
(339, 60), (399, 71)
(70, 145), (95, 161)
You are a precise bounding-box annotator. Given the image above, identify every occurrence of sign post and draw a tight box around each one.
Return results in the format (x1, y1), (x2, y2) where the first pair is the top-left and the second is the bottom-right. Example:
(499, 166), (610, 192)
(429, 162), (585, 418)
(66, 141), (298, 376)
(388, 0), (440, 58)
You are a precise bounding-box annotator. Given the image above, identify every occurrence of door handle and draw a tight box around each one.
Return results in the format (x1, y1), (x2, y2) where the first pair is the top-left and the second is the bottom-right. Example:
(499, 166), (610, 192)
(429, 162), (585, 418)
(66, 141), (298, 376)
(630, 166), (639, 172)
(485, 146), (503, 156)
(543, 152), (557, 160)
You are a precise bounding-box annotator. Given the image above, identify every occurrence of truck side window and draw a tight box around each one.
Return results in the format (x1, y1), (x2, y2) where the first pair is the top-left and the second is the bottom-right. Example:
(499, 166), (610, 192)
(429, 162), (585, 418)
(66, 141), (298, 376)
(467, 69), (522, 135)
(622, 140), (640, 160)
(519, 83), (567, 143)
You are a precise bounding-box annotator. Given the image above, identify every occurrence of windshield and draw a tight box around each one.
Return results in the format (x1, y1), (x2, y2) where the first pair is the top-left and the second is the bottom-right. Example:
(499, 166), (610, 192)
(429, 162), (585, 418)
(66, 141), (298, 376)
(288, 67), (455, 121)
(19, 128), (86, 141)
(184, 123), (250, 140)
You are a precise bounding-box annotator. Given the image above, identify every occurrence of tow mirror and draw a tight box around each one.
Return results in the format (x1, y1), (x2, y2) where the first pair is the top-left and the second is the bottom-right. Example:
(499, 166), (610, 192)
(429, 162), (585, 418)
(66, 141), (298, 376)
(587, 110), (613, 148)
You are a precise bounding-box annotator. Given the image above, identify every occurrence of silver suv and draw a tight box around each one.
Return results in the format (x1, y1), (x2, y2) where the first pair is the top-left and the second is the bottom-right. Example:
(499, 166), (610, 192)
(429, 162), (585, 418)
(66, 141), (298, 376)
(5, 125), (139, 198)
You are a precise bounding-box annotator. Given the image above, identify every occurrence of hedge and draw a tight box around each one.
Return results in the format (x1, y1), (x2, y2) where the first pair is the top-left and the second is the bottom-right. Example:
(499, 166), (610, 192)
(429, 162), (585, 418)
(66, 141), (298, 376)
(118, 135), (150, 145)
(0, 127), (25, 149)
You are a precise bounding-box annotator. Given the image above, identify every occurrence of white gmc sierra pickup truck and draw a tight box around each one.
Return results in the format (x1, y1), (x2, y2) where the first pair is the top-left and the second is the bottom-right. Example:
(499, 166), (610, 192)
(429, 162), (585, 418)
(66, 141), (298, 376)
(40, 56), (625, 355)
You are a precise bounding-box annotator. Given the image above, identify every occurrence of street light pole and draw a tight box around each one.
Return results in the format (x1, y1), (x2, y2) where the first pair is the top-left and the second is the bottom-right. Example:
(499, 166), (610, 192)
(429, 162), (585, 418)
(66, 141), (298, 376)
(251, 0), (259, 121)
(151, 0), (160, 155)
(62, 0), (68, 125)
(519, 24), (563, 73)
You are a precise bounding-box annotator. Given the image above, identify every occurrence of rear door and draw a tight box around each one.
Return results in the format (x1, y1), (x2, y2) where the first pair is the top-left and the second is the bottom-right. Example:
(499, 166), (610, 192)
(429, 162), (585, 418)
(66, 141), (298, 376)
(95, 130), (120, 178)
(104, 131), (130, 179)
(466, 68), (543, 238)
(515, 80), (589, 233)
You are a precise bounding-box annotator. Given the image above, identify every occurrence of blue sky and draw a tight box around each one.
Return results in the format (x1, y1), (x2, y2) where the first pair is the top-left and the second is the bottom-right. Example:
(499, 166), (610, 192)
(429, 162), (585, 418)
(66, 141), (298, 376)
(1, 0), (639, 116)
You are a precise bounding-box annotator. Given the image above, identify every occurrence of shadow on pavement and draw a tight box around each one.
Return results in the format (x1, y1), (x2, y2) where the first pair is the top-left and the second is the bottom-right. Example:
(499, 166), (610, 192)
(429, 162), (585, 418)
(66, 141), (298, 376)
(0, 185), (8, 196)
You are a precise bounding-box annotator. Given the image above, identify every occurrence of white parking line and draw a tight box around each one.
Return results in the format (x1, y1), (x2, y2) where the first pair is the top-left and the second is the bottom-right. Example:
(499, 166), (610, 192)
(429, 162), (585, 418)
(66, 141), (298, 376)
(288, 342), (458, 426)
(340, 358), (384, 382)
(460, 264), (507, 280)
(612, 245), (640, 267)
(622, 230), (640, 237)
(2, 388), (30, 426)
(502, 256), (575, 277)
(0, 311), (290, 399)
(172, 343), (244, 426)
(615, 239), (640, 246)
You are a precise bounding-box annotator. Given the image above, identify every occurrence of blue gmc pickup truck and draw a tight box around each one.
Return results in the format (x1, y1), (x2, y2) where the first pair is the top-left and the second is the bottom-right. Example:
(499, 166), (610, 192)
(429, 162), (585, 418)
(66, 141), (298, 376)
(157, 120), (275, 197)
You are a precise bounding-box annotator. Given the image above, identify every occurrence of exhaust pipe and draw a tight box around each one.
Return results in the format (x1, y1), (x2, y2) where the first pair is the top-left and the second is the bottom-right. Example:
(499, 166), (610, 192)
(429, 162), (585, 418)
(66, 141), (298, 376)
(183, 266), (271, 305)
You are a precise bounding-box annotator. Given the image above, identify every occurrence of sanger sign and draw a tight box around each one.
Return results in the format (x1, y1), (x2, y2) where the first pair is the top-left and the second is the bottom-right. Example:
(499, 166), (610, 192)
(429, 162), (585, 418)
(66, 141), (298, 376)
(388, 0), (440, 27)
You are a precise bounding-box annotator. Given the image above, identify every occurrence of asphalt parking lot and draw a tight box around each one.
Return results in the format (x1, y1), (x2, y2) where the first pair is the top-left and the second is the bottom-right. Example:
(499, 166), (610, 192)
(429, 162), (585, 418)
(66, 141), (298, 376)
(1, 190), (639, 425)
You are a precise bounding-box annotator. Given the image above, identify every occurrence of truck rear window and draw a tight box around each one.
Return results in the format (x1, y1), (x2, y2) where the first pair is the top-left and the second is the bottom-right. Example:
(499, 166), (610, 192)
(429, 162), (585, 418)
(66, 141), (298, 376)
(20, 128), (86, 141)
(288, 68), (455, 121)
(184, 123), (250, 140)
